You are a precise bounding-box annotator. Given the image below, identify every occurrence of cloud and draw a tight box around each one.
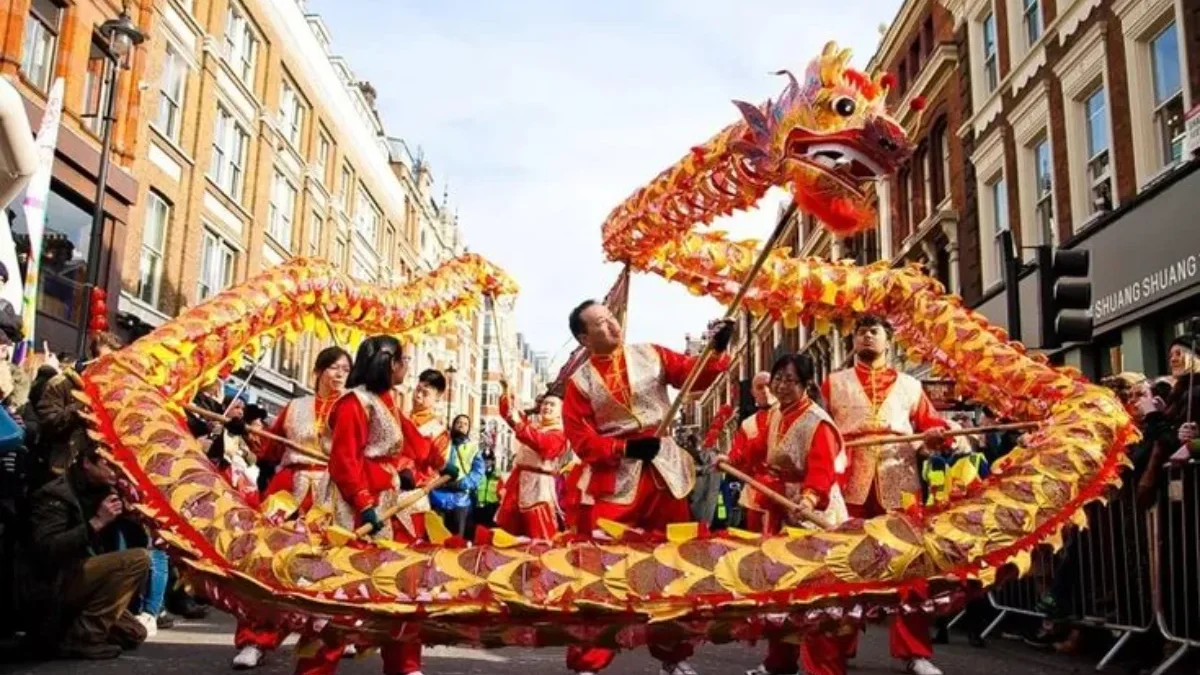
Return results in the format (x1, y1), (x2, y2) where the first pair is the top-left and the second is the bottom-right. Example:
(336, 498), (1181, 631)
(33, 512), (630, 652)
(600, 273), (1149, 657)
(308, 0), (902, 364)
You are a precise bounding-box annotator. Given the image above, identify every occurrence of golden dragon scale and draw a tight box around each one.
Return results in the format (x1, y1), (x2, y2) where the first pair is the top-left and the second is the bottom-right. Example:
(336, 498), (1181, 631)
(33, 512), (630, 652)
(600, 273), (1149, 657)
(71, 42), (1136, 652)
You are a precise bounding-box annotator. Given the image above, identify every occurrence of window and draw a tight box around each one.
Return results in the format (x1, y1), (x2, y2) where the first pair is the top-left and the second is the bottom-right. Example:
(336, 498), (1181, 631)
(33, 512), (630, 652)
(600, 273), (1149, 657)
(198, 230), (236, 301)
(340, 165), (353, 211)
(1022, 0), (1042, 47)
(223, 3), (258, 84)
(354, 186), (380, 243)
(921, 148), (932, 220)
(155, 44), (187, 141)
(315, 133), (331, 185)
(1150, 22), (1184, 168)
(982, 12), (999, 93)
(7, 185), (96, 325)
(384, 226), (395, 264)
(267, 171), (297, 248)
(989, 178), (1008, 284)
(903, 169), (914, 235)
(1084, 87), (1112, 214)
(138, 192), (170, 306)
(21, 0), (62, 91)
(349, 253), (371, 282)
(209, 106), (249, 200)
(938, 125), (950, 205)
(82, 40), (113, 135)
(280, 79), (304, 148)
(307, 211), (322, 256)
(1032, 139), (1054, 244)
(332, 237), (346, 267)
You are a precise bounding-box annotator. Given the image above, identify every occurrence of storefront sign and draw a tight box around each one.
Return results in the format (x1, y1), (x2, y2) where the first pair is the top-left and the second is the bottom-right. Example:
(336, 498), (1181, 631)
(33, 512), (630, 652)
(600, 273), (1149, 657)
(1186, 105), (1200, 161)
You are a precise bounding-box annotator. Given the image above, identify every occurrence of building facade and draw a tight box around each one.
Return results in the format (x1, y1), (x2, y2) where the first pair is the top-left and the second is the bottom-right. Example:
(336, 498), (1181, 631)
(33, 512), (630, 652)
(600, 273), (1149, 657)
(95, 0), (493, 414)
(1, 0), (151, 355)
(946, 0), (1199, 378)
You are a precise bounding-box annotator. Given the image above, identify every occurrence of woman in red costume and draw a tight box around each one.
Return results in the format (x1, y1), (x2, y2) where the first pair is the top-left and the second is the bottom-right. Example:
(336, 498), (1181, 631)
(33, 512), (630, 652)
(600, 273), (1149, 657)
(229, 346), (351, 670)
(718, 353), (849, 675)
(295, 335), (455, 675)
(496, 380), (567, 538)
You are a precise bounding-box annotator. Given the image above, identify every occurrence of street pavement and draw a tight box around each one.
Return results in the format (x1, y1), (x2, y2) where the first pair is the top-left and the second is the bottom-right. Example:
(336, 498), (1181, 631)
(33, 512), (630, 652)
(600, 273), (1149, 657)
(0, 611), (1097, 675)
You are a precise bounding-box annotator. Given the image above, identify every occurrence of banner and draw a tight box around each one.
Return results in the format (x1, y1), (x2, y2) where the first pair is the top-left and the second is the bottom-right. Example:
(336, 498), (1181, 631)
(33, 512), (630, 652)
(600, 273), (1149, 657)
(19, 77), (65, 344)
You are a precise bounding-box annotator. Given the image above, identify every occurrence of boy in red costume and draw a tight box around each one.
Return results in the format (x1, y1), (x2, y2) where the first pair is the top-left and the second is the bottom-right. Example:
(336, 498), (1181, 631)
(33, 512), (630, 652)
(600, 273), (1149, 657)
(561, 299), (733, 675)
(820, 315), (948, 675)
(296, 336), (456, 675)
(720, 354), (849, 675)
(496, 380), (567, 539)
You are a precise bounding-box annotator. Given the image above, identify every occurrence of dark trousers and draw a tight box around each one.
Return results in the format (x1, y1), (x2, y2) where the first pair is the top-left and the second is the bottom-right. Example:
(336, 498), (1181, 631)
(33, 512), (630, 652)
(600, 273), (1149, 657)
(60, 549), (150, 645)
(441, 506), (471, 538)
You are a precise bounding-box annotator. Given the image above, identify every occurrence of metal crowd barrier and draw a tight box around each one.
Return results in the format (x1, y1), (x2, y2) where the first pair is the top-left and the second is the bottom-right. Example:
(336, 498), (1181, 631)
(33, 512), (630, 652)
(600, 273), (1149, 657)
(1150, 461), (1200, 675)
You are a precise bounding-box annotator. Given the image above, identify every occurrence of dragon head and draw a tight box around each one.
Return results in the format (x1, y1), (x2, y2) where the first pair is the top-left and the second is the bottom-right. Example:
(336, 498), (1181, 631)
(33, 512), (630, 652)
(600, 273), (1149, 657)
(733, 42), (914, 237)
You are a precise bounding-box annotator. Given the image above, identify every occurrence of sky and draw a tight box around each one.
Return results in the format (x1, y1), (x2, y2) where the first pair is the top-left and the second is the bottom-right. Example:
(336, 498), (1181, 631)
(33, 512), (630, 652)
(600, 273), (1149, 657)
(309, 0), (903, 367)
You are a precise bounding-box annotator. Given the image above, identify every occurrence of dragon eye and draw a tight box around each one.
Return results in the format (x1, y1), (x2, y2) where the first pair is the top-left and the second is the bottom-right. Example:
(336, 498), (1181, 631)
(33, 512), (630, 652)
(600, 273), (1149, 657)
(833, 97), (857, 117)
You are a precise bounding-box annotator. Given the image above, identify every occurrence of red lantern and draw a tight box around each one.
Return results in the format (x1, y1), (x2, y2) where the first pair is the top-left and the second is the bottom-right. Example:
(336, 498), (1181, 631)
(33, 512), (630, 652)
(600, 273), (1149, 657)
(88, 288), (108, 334)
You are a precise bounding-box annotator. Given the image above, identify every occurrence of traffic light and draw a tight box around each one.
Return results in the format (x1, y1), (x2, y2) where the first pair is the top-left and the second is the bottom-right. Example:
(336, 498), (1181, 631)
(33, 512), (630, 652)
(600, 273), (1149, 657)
(88, 287), (109, 334)
(1038, 245), (1093, 349)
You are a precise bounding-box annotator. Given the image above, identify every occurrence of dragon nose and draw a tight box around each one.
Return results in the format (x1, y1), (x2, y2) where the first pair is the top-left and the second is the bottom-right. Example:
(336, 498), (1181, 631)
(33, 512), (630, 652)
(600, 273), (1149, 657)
(865, 116), (912, 160)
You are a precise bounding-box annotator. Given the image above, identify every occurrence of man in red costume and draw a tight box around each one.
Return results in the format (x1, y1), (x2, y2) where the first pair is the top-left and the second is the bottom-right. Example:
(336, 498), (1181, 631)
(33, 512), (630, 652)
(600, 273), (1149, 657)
(296, 335), (456, 675)
(820, 315), (948, 675)
(562, 299), (734, 675)
(720, 353), (849, 675)
(497, 380), (567, 539)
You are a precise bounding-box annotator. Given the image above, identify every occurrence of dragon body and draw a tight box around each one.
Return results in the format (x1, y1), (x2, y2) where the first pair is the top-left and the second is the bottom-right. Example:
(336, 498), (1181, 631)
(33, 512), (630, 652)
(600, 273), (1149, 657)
(72, 43), (1134, 653)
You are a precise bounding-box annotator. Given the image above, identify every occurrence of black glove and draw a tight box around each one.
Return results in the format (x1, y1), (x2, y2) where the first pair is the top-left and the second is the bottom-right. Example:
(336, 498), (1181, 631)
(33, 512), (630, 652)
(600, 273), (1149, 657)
(441, 465), (460, 481)
(225, 417), (248, 437)
(709, 320), (735, 352)
(398, 469), (416, 491)
(625, 437), (661, 462)
(359, 507), (383, 535)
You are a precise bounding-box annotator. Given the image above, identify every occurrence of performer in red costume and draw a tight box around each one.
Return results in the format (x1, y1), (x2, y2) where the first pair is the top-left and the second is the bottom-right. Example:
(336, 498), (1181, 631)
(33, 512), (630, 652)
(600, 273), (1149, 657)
(496, 380), (567, 539)
(295, 335), (456, 675)
(720, 353), (849, 675)
(230, 346), (352, 670)
(820, 315), (948, 675)
(562, 299), (734, 675)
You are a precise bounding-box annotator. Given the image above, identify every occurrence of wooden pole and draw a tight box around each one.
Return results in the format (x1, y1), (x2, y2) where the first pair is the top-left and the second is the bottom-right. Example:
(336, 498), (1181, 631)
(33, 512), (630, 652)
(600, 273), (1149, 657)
(844, 421), (1040, 449)
(717, 461), (832, 531)
(655, 201), (797, 437)
(225, 336), (273, 415)
(318, 303), (343, 350)
(183, 403), (326, 463)
(355, 475), (452, 537)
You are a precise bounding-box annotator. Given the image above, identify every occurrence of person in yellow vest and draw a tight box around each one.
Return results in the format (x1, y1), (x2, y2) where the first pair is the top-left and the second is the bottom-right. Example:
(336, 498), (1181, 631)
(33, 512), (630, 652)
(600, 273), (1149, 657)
(474, 457), (502, 527)
(819, 315), (949, 675)
(430, 412), (484, 539)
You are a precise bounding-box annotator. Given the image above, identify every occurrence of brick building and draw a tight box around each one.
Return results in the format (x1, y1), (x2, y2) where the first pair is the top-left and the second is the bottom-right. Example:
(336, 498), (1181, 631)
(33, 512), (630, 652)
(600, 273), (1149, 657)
(1, 0), (150, 354)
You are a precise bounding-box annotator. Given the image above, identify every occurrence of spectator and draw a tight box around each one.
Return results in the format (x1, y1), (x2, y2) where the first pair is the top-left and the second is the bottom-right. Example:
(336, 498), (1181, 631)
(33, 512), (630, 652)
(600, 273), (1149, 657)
(33, 360), (88, 479)
(688, 432), (721, 526)
(0, 262), (22, 343)
(431, 415), (485, 539)
(473, 457), (501, 529)
(26, 446), (149, 659)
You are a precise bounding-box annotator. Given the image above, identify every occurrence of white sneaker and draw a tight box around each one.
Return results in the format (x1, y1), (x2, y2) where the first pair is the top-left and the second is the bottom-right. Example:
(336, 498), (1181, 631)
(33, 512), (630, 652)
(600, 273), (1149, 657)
(342, 644), (358, 658)
(661, 661), (699, 675)
(905, 658), (943, 675)
(135, 612), (158, 639)
(744, 667), (770, 675)
(232, 646), (264, 669)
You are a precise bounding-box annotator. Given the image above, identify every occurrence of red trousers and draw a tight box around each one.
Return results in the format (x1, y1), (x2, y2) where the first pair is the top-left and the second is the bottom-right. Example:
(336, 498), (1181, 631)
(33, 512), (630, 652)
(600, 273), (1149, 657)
(839, 497), (933, 668)
(235, 621), (285, 651)
(745, 510), (851, 675)
(295, 515), (425, 675)
(566, 470), (695, 673)
(498, 499), (559, 540)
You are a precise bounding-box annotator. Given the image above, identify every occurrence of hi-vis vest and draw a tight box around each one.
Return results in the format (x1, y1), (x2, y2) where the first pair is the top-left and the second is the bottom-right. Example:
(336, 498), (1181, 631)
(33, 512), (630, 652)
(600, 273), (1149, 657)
(570, 344), (695, 505)
(279, 395), (334, 505)
(477, 474), (500, 505)
(922, 452), (987, 505)
(826, 368), (923, 511)
(329, 388), (432, 537)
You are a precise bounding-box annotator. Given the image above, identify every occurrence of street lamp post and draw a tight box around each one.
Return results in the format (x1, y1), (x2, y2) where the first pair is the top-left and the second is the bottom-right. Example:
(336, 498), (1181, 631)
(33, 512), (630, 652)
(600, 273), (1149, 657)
(445, 364), (457, 420)
(74, 7), (146, 360)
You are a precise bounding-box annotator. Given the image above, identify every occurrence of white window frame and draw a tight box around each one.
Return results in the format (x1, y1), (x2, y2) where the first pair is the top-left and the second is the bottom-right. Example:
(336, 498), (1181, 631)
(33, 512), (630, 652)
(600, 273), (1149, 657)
(267, 170), (297, 249)
(1116, 0), (1191, 187)
(155, 43), (187, 141)
(1150, 22), (1185, 168)
(1056, 24), (1114, 231)
(354, 185), (380, 244)
(307, 210), (323, 256)
(138, 192), (170, 306)
(1021, 0), (1042, 49)
(340, 165), (354, 211)
(1031, 138), (1054, 247)
(315, 133), (331, 186)
(280, 78), (305, 149)
(198, 229), (236, 301)
(209, 105), (250, 201)
(1011, 82), (1054, 259)
(82, 39), (114, 136)
(21, 0), (61, 92)
(223, 2), (258, 85)
(972, 131), (1007, 290)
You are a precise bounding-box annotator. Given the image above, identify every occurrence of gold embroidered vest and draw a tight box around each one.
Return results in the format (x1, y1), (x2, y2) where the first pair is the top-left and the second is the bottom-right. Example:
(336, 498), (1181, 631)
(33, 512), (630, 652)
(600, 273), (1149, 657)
(279, 396), (333, 506)
(569, 343), (695, 506)
(513, 422), (563, 509)
(826, 368), (922, 510)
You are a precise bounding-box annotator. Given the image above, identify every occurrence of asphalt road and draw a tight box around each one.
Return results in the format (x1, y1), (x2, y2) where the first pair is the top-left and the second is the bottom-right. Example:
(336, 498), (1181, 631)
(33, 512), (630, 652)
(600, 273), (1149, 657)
(0, 611), (1099, 675)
